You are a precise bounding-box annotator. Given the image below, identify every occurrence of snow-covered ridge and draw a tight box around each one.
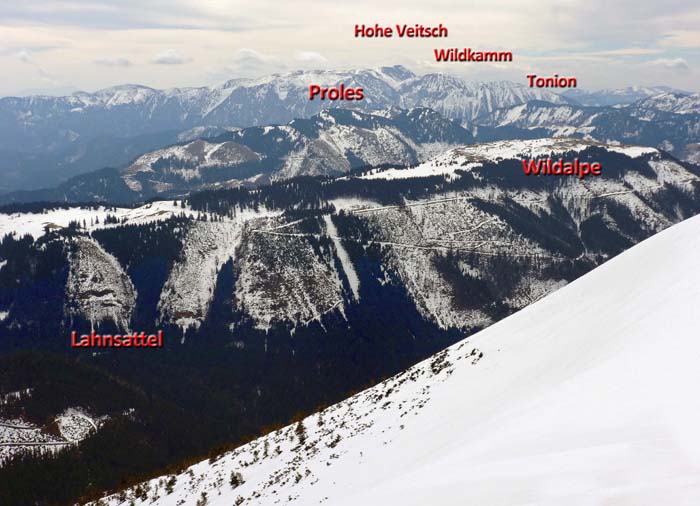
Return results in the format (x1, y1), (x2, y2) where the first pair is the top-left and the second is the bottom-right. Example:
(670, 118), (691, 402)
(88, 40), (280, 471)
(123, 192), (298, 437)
(91, 211), (700, 506)
(0, 200), (190, 239)
(483, 102), (593, 128)
(0, 65), (574, 158)
(634, 92), (700, 115)
(474, 98), (700, 164)
(123, 140), (261, 189)
(115, 106), (471, 196)
(560, 86), (684, 107)
(358, 138), (658, 180)
(398, 76), (570, 122)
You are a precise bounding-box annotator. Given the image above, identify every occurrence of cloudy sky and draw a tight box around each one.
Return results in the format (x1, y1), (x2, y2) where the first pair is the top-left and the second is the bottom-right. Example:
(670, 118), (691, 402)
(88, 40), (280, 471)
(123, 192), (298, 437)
(1, 0), (699, 96)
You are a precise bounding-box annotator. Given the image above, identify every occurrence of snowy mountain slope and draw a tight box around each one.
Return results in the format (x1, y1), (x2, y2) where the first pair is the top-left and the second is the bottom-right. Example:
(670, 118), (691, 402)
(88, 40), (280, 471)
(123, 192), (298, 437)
(291, 139), (698, 331)
(0, 67), (584, 194)
(633, 92), (700, 115)
(478, 101), (600, 131)
(477, 100), (700, 162)
(560, 85), (683, 107)
(234, 217), (346, 331)
(201, 67), (405, 127)
(122, 140), (262, 193)
(158, 221), (244, 332)
(355, 199), (543, 329)
(339, 139), (691, 328)
(93, 211), (700, 506)
(122, 107), (467, 196)
(210, 139), (698, 332)
(65, 236), (136, 330)
(358, 137), (657, 180)
(398, 76), (570, 122)
(0, 107), (473, 204)
(158, 209), (280, 332)
(0, 200), (190, 239)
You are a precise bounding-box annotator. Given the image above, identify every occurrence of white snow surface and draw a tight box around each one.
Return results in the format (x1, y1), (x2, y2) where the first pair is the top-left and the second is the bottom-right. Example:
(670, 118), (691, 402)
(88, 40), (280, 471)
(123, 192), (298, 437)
(323, 215), (360, 301)
(358, 138), (655, 181)
(54, 408), (101, 443)
(158, 208), (279, 331)
(635, 92), (700, 115)
(236, 217), (345, 331)
(607, 145), (658, 158)
(0, 200), (190, 239)
(93, 213), (700, 506)
(66, 236), (136, 330)
(359, 162), (469, 181)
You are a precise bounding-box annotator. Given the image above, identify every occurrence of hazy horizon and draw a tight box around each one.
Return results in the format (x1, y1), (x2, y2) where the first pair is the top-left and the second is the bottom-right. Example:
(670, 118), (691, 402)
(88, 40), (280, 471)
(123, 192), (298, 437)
(1, 0), (699, 96)
(1, 65), (695, 98)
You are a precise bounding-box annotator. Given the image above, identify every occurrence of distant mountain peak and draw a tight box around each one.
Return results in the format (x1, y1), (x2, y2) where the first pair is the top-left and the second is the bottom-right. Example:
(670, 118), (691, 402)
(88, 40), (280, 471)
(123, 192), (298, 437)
(376, 64), (415, 81)
(561, 85), (690, 107)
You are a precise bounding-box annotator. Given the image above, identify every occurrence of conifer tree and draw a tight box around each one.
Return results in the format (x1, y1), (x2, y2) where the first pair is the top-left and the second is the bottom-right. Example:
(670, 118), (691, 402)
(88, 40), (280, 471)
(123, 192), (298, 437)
(295, 420), (307, 445)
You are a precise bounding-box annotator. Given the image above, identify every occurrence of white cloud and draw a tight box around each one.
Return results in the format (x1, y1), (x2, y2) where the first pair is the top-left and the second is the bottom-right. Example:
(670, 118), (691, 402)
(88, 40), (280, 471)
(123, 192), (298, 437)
(151, 49), (189, 65)
(16, 49), (32, 63)
(295, 51), (328, 64)
(661, 30), (700, 48)
(227, 48), (285, 76)
(1, 0), (700, 93)
(5, 46), (57, 63)
(232, 48), (274, 66)
(587, 47), (663, 56)
(648, 57), (690, 71)
(94, 57), (132, 67)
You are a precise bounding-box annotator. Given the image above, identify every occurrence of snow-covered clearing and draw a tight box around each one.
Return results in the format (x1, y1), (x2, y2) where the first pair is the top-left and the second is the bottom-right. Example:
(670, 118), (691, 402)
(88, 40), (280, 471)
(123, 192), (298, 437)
(0, 201), (191, 239)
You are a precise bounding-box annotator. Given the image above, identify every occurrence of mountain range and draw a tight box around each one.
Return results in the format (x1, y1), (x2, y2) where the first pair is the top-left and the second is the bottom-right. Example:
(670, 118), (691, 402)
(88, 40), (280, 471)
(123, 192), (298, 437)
(560, 85), (686, 106)
(2, 62), (700, 506)
(1, 136), (699, 504)
(3, 138), (698, 337)
(0, 66), (569, 193)
(478, 93), (700, 163)
(0, 107), (475, 204)
(1, 68), (699, 203)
